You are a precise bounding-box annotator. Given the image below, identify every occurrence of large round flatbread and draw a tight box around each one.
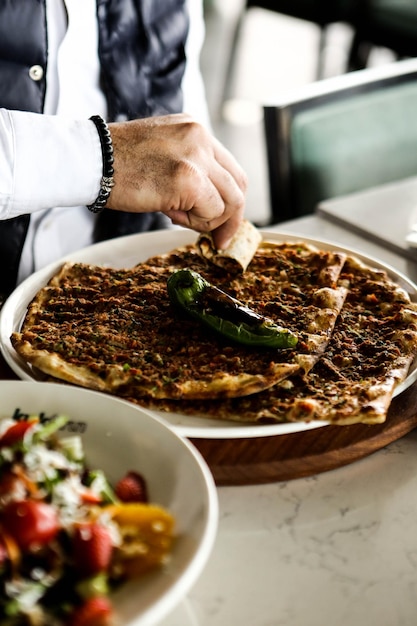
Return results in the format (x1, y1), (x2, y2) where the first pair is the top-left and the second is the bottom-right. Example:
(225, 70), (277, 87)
(11, 239), (347, 401)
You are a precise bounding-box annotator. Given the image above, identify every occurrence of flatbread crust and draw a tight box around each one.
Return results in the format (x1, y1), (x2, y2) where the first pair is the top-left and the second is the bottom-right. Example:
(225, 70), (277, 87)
(11, 239), (347, 401)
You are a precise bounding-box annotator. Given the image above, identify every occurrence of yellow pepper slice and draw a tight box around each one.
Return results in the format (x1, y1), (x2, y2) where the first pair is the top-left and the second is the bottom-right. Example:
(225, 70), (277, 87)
(99, 503), (175, 578)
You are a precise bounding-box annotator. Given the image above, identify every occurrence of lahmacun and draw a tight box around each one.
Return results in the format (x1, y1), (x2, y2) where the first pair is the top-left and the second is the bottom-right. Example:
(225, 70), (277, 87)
(11, 239), (347, 402)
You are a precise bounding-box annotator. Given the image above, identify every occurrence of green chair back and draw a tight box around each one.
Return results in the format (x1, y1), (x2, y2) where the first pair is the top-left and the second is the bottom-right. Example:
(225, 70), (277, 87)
(263, 59), (417, 223)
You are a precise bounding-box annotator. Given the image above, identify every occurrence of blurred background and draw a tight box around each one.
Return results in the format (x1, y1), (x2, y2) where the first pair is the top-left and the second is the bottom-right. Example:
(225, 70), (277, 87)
(199, 0), (398, 225)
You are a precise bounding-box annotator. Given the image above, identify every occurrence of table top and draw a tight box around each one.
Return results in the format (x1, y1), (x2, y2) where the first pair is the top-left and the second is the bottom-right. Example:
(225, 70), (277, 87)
(3, 182), (417, 626)
(317, 175), (417, 261)
(164, 182), (417, 626)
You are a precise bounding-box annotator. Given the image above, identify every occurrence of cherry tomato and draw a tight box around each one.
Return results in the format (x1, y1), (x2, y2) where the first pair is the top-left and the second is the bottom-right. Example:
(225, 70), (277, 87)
(1, 500), (60, 551)
(115, 471), (148, 503)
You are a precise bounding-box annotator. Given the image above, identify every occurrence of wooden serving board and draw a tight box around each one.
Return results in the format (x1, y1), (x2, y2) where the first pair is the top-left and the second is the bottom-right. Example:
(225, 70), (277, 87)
(1, 354), (417, 486)
(190, 381), (417, 486)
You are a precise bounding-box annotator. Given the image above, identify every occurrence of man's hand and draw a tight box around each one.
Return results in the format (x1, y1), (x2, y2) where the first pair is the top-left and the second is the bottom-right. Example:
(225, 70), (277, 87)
(107, 114), (247, 250)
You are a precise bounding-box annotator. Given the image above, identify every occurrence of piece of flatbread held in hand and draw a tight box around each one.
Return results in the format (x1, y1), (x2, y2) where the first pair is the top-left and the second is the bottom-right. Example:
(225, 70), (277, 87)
(197, 218), (262, 272)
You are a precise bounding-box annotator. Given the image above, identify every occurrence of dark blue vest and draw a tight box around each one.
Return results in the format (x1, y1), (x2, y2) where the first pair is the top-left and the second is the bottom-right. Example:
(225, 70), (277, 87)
(0, 0), (188, 295)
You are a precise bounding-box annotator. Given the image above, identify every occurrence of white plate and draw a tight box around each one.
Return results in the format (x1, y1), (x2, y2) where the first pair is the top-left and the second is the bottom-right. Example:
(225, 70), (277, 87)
(0, 380), (218, 626)
(1, 228), (416, 439)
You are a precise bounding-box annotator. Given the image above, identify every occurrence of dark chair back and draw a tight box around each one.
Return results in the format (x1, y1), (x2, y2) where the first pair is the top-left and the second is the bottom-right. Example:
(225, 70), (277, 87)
(349, 1), (417, 70)
(221, 0), (361, 110)
(246, 0), (358, 25)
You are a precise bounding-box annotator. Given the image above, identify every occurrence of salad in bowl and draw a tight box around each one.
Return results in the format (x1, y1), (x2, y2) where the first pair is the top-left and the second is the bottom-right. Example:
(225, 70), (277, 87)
(0, 381), (218, 626)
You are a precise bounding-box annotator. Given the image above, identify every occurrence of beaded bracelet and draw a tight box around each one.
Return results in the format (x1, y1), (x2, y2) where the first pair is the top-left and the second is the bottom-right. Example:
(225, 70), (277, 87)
(87, 115), (115, 214)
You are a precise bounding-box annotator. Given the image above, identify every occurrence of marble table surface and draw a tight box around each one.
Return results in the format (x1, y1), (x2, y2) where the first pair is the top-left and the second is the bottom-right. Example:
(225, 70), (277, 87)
(161, 179), (417, 626)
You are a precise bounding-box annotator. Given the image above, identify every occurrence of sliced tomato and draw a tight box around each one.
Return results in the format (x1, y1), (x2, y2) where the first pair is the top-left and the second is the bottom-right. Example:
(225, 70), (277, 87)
(1, 499), (60, 551)
(67, 595), (113, 626)
(0, 419), (38, 448)
(72, 522), (113, 577)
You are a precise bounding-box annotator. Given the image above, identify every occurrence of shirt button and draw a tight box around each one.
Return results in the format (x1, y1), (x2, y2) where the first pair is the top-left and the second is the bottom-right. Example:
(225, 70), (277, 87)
(29, 65), (44, 81)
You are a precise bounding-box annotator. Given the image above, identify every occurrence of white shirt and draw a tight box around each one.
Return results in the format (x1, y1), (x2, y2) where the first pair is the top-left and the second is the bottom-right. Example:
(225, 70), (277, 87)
(0, 0), (209, 284)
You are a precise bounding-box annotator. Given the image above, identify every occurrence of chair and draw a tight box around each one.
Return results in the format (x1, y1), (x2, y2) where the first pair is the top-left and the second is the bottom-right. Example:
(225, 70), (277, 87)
(262, 58), (417, 224)
(348, 0), (417, 71)
(221, 0), (360, 107)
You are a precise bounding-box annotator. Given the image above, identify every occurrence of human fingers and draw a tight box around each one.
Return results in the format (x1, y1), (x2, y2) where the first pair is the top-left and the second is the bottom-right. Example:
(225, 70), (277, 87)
(162, 164), (225, 231)
(163, 137), (247, 245)
(212, 136), (248, 197)
(204, 146), (247, 248)
(208, 202), (245, 250)
(162, 160), (245, 242)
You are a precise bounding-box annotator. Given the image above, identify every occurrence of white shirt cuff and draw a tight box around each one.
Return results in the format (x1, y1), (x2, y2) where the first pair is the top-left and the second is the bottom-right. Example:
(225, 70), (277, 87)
(0, 109), (102, 219)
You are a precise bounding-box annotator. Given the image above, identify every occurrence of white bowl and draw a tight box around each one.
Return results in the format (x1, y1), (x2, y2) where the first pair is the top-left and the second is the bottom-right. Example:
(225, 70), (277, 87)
(0, 380), (218, 625)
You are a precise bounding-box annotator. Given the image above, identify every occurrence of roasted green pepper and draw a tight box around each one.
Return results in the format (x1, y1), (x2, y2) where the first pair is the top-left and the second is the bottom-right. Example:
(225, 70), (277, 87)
(167, 269), (298, 349)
